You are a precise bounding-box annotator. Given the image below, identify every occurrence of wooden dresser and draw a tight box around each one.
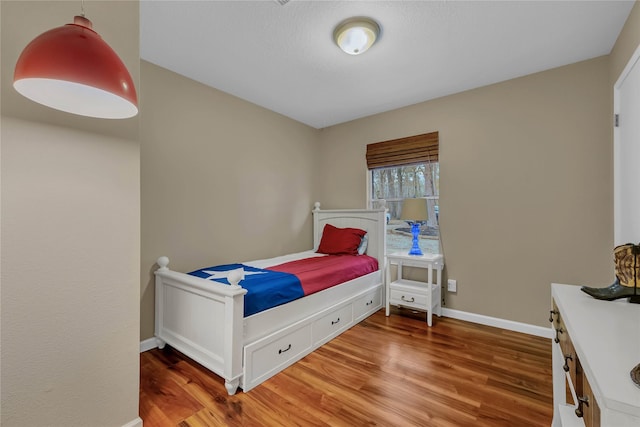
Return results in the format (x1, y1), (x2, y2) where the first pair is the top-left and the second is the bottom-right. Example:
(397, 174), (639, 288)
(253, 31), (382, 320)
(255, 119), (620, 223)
(551, 283), (640, 426)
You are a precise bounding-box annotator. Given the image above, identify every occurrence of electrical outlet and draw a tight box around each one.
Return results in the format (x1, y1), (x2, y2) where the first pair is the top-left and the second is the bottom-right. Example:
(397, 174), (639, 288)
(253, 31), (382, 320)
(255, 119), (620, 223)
(447, 279), (457, 292)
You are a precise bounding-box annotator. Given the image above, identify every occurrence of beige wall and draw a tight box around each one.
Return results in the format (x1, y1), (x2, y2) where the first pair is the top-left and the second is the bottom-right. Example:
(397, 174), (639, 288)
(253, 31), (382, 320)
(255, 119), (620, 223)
(1, 2), (141, 426)
(140, 62), (320, 340)
(317, 56), (613, 328)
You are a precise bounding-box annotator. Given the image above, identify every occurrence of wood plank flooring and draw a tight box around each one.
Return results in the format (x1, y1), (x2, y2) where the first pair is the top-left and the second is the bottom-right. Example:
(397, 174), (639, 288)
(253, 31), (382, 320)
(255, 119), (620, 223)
(140, 309), (553, 426)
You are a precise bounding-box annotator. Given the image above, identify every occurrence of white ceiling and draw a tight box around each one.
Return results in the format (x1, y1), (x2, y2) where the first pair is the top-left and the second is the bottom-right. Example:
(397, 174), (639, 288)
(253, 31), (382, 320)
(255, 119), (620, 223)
(140, 0), (635, 129)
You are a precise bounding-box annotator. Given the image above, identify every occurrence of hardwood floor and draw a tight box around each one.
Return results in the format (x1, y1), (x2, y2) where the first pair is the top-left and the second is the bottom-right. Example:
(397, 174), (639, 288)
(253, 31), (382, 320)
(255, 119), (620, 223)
(140, 309), (553, 426)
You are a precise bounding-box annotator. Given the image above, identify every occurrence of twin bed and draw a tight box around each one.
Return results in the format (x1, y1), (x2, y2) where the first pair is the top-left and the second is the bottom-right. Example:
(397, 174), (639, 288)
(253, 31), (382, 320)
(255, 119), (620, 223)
(154, 203), (387, 394)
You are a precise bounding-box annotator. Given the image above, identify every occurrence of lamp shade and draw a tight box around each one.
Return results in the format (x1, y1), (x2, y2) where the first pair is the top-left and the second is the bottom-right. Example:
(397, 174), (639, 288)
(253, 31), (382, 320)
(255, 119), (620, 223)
(333, 17), (380, 55)
(400, 198), (428, 221)
(13, 15), (138, 119)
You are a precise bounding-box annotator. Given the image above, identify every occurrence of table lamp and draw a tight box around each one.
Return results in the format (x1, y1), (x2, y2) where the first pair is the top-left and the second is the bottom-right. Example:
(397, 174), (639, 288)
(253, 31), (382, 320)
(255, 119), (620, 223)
(400, 198), (428, 256)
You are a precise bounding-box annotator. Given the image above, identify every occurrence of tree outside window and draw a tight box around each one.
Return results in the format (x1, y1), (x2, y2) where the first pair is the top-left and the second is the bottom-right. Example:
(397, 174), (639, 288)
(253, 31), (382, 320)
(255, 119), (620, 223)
(371, 162), (440, 254)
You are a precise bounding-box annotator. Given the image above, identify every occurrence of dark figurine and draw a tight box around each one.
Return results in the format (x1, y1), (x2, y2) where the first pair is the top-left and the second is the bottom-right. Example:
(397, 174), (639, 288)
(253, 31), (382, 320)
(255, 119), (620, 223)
(581, 243), (640, 303)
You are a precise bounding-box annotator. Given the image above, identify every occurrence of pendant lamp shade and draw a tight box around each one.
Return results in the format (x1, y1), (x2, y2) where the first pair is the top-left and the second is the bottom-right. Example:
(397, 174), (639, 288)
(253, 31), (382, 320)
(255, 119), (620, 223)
(13, 16), (138, 119)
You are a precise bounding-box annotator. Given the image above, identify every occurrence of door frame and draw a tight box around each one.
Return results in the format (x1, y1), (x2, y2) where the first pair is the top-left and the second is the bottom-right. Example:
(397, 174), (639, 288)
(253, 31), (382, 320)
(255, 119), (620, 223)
(613, 43), (640, 245)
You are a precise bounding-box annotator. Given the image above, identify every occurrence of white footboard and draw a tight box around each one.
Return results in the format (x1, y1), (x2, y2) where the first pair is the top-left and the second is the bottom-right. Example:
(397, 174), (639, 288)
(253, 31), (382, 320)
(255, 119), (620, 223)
(154, 257), (247, 395)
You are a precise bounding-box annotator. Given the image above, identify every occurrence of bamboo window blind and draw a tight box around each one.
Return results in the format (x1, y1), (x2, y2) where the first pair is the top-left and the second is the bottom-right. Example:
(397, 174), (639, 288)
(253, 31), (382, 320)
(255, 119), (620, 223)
(366, 131), (439, 169)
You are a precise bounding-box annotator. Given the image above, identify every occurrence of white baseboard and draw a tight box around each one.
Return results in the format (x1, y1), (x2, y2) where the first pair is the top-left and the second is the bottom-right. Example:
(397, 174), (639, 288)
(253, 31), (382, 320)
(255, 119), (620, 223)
(140, 337), (160, 353)
(122, 417), (143, 427)
(442, 308), (553, 339)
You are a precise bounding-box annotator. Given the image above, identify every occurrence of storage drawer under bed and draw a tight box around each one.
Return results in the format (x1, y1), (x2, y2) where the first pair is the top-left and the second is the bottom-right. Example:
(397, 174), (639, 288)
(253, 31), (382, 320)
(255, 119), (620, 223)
(353, 286), (382, 322)
(312, 302), (353, 347)
(242, 322), (313, 392)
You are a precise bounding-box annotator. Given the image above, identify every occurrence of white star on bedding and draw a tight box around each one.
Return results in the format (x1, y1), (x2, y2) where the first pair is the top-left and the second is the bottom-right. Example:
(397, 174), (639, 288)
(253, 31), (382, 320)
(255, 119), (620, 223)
(202, 270), (267, 281)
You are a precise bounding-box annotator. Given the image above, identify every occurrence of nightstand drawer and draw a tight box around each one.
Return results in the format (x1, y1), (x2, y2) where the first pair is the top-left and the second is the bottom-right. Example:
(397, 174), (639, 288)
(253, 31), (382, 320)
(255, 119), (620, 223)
(390, 281), (428, 309)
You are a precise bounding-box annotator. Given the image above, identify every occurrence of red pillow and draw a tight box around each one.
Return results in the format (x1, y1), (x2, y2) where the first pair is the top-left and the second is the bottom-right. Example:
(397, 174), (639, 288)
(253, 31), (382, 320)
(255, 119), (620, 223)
(317, 224), (367, 255)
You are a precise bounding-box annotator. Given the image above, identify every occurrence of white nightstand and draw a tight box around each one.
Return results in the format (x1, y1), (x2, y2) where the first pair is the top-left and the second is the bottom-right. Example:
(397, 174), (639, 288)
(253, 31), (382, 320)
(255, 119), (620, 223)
(385, 252), (444, 326)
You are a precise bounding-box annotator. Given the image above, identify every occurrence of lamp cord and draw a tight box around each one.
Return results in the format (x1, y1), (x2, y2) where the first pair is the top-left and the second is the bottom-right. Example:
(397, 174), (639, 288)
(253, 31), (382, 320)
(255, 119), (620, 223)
(80, 0), (85, 17)
(634, 244), (639, 295)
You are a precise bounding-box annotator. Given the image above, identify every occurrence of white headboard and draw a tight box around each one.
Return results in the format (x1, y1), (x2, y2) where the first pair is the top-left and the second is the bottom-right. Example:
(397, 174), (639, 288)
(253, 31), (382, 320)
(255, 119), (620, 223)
(312, 202), (387, 266)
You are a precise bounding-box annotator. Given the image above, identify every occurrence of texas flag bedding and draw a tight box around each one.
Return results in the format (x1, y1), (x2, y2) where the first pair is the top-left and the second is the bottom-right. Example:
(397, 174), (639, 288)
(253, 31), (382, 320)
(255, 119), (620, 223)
(188, 254), (378, 317)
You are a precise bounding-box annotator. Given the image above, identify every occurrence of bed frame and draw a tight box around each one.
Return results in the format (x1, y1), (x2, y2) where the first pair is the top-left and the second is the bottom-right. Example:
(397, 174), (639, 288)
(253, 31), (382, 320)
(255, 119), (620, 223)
(154, 203), (387, 394)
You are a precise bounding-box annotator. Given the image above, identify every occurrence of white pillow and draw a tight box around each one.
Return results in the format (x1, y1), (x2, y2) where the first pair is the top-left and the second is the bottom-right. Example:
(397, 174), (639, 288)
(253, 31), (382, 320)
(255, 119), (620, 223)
(357, 233), (368, 255)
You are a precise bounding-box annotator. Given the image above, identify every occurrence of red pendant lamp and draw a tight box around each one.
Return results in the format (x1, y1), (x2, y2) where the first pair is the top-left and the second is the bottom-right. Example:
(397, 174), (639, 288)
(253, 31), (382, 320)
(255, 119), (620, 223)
(14, 15), (138, 119)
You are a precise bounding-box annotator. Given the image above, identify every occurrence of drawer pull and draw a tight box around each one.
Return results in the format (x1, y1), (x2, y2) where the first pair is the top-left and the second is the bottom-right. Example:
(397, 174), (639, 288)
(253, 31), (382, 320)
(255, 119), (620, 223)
(549, 309), (558, 323)
(366, 300), (374, 306)
(563, 353), (573, 372)
(554, 327), (564, 344)
(401, 296), (415, 303)
(331, 317), (340, 325)
(575, 396), (589, 417)
(278, 344), (292, 355)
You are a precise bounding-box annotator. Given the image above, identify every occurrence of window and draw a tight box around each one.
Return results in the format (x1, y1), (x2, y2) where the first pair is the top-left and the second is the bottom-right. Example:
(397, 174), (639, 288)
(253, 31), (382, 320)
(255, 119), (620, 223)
(367, 132), (440, 255)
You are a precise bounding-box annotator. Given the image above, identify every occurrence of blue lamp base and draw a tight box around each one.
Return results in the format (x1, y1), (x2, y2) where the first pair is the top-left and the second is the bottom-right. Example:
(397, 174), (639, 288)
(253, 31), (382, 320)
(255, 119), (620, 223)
(407, 222), (423, 256)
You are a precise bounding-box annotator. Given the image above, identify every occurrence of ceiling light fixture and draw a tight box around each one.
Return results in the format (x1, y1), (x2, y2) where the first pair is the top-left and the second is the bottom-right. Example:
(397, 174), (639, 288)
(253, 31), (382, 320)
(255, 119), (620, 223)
(333, 17), (380, 56)
(13, 12), (138, 119)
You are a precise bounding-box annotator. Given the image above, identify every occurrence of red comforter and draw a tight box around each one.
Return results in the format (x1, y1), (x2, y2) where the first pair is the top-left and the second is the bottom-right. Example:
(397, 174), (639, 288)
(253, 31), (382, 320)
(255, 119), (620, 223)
(268, 254), (379, 296)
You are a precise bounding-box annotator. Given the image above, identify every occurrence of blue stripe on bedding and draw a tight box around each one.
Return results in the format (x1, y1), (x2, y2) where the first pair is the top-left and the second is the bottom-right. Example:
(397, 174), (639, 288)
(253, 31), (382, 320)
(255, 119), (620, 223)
(188, 263), (304, 317)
